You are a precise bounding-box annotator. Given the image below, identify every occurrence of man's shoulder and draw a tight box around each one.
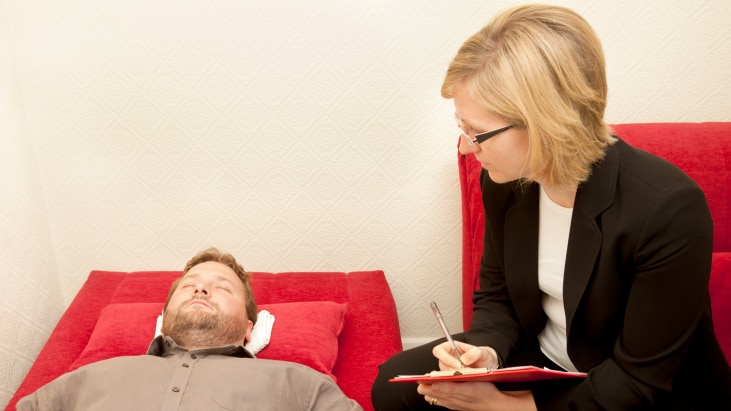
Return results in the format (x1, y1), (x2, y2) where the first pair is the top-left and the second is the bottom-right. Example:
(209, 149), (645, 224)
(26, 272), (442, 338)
(72, 353), (164, 373)
(211, 356), (334, 380)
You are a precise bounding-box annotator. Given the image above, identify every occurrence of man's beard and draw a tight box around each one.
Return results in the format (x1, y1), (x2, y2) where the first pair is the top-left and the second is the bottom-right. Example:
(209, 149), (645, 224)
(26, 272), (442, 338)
(161, 299), (248, 349)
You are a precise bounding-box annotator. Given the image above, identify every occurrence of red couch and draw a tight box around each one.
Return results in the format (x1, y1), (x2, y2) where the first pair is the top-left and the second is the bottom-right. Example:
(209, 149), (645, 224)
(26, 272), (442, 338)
(5, 270), (402, 411)
(459, 122), (731, 362)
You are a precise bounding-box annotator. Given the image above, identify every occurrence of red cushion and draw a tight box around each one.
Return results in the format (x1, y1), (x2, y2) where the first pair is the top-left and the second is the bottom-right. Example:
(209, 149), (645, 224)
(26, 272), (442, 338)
(67, 302), (162, 372)
(68, 301), (347, 379)
(256, 301), (347, 380)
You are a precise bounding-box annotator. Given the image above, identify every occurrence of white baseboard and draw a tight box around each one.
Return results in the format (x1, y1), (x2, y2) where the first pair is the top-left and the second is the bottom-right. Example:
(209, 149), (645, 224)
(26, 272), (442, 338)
(401, 337), (436, 350)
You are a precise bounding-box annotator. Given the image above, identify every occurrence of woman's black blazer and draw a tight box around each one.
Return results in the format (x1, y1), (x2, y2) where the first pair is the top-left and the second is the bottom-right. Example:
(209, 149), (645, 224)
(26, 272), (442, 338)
(467, 138), (731, 409)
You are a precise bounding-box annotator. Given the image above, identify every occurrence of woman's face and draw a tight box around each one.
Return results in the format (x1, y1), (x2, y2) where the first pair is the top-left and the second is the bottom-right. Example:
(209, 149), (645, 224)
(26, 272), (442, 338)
(453, 85), (530, 184)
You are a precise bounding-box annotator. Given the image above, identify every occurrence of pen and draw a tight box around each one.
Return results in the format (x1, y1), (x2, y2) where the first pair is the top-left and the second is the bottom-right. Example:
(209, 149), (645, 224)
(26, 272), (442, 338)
(430, 301), (465, 369)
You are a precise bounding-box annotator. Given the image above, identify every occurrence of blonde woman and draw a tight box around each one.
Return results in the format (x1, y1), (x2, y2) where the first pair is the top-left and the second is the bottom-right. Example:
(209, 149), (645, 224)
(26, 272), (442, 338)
(372, 4), (730, 410)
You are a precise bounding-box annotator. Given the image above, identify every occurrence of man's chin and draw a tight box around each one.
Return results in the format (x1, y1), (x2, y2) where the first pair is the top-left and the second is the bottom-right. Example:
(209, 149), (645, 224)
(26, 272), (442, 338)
(185, 308), (215, 317)
(166, 311), (218, 332)
(187, 310), (217, 322)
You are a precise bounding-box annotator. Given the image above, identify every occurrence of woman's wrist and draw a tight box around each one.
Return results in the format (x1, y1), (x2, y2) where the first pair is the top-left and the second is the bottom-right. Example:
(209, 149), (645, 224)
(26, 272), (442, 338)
(480, 346), (500, 370)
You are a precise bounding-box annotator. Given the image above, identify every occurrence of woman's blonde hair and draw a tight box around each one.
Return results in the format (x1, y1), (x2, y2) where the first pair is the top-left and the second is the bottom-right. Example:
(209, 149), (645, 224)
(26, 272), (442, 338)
(442, 4), (615, 187)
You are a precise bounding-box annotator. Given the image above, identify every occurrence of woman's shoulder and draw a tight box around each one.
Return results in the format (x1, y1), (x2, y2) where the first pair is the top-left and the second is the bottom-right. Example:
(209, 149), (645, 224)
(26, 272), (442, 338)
(612, 138), (700, 191)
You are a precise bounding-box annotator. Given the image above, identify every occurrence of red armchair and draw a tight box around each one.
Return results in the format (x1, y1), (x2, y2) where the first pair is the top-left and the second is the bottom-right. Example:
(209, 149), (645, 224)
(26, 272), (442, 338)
(459, 122), (731, 362)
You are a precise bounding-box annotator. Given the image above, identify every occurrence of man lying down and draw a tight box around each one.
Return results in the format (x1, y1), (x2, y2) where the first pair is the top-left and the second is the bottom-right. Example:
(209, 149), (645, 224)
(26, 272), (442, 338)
(18, 247), (362, 411)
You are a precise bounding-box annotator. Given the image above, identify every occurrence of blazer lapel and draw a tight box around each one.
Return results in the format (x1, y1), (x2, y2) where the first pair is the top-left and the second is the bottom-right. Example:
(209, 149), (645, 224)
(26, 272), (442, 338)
(563, 144), (619, 333)
(505, 184), (544, 335)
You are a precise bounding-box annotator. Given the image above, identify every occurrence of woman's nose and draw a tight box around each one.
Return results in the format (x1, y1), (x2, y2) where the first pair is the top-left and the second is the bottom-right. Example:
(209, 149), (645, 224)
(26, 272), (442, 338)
(458, 136), (480, 155)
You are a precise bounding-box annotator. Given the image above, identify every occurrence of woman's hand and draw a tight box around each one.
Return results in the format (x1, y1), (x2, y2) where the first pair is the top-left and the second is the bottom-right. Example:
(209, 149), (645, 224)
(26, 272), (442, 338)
(425, 342), (535, 410)
(432, 341), (499, 371)
(418, 382), (535, 411)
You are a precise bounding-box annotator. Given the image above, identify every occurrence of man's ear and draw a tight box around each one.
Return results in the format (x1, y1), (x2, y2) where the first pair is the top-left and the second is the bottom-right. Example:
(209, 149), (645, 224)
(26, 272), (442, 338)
(159, 310), (167, 335)
(244, 320), (254, 343)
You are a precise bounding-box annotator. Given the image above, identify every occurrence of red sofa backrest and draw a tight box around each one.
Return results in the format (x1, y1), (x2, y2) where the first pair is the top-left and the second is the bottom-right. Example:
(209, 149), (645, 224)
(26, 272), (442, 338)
(611, 123), (730, 252)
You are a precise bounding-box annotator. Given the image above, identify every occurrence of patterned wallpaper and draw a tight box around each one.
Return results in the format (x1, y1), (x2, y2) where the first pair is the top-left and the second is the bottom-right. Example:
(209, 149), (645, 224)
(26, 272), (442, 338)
(1, 0), (729, 406)
(0, 7), (65, 405)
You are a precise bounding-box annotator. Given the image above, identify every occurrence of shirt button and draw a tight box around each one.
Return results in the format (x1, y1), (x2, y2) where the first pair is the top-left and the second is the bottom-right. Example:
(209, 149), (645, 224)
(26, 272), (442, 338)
(182, 363), (190, 368)
(172, 387), (180, 393)
(190, 354), (197, 359)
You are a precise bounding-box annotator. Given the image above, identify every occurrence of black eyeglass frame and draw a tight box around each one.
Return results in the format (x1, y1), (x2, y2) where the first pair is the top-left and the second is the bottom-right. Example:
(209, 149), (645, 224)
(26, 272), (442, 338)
(470, 124), (514, 145)
(455, 114), (514, 147)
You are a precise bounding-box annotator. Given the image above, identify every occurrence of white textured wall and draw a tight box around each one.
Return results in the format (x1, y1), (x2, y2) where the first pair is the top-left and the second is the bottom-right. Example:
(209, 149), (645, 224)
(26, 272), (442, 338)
(0, 1), (65, 404)
(1, 0), (729, 406)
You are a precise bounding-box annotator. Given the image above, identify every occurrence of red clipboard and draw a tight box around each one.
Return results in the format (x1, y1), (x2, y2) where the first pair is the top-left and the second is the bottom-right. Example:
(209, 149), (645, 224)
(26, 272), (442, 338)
(389, 365), (586, 384)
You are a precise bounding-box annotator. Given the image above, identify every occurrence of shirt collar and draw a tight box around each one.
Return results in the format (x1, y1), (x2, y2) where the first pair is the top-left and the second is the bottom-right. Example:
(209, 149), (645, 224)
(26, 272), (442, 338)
(146, 335), (255, 359)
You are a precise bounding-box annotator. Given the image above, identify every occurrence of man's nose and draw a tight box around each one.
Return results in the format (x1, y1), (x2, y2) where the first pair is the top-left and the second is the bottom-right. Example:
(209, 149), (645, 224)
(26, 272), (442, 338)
(194, 284), (209, 296)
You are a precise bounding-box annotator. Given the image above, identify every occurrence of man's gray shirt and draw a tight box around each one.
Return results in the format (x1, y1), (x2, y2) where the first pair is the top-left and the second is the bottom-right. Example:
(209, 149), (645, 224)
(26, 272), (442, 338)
(18, 336), (362, 410)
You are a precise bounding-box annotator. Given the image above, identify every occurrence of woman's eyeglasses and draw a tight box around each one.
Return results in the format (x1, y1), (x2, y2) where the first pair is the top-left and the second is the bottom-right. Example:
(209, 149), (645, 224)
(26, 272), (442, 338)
(455, 114), (514, 147)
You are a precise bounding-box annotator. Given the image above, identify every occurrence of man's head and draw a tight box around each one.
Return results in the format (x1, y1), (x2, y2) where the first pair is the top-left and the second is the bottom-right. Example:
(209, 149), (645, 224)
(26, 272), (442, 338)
(161, 247), (258, 350)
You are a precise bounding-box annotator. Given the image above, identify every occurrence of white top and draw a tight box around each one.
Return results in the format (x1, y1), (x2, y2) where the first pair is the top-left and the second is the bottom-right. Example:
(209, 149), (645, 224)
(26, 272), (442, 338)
(537, 185), (578, 372)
